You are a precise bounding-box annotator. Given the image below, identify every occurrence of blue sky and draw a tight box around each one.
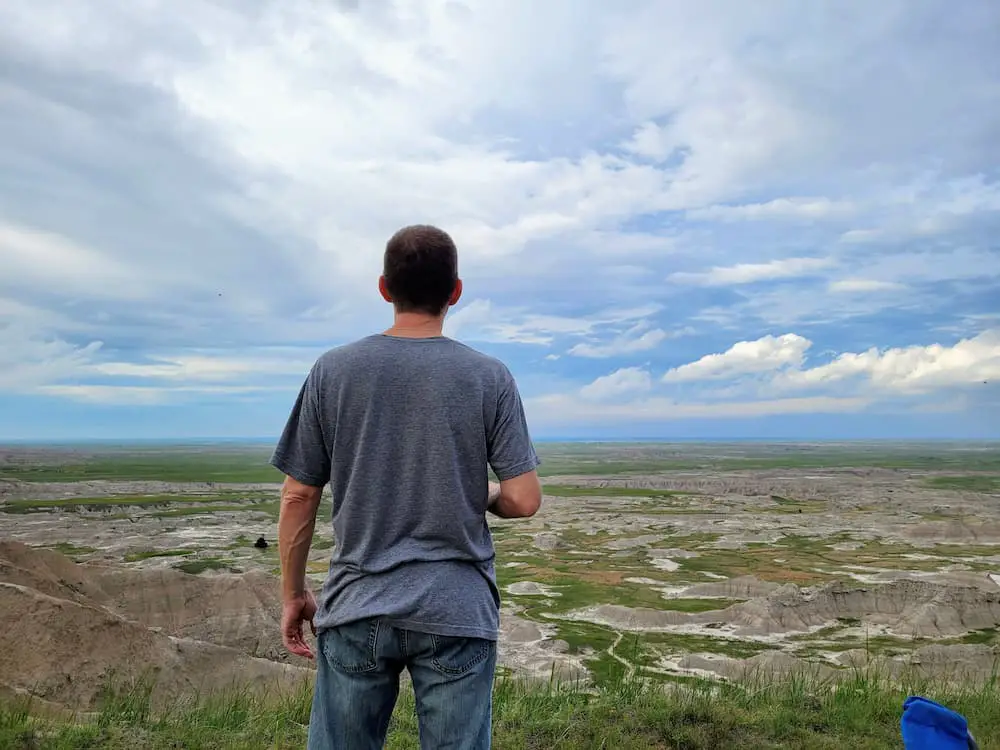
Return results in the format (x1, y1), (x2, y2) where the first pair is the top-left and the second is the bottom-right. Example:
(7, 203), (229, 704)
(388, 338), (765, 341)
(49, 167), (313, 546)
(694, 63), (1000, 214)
(1, 1), (998, 442)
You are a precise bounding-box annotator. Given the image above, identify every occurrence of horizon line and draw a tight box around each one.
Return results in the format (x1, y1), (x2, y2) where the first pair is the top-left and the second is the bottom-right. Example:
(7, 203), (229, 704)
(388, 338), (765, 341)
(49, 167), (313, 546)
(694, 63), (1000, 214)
(2, 436), (999, 446)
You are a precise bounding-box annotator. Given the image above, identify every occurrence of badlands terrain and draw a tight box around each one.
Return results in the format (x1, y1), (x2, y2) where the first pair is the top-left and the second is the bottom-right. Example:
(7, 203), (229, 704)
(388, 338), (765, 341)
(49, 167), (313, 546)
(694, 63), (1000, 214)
(2, 441), (1000, 712)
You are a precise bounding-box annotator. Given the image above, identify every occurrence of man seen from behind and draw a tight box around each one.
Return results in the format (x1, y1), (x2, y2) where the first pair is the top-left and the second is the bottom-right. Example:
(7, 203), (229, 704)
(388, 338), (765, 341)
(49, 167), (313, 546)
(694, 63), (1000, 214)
(271, 224), (542, 750)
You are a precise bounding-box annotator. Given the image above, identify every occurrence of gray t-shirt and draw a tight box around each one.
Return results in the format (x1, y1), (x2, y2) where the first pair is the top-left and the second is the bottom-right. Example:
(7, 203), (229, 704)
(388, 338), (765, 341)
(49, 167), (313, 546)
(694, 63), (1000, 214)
(270, 333), (540, 641)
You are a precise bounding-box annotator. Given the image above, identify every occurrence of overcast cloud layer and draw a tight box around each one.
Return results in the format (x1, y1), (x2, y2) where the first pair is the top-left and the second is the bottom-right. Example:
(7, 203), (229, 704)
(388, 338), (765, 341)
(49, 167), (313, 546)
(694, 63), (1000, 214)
(1, 1), (998, 440)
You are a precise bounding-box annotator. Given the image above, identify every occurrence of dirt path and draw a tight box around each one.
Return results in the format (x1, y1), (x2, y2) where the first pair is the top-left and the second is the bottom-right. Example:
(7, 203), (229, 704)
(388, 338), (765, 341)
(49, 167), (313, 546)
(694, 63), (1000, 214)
(606, 630), (636, 679)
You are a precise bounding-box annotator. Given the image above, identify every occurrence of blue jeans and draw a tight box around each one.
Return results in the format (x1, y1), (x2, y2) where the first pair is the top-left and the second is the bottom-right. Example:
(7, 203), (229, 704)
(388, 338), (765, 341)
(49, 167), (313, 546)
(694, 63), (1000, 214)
(307, 619), (497, 750)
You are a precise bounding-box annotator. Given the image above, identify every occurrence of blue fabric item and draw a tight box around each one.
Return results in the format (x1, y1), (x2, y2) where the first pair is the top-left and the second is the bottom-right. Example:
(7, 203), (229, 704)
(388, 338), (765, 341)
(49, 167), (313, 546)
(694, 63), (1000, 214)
(901, 696), (971, 749)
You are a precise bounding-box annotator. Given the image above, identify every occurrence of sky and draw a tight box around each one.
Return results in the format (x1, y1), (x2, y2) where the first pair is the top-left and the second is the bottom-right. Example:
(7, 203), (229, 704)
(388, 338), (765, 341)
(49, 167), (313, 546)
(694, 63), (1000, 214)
(1, 0), (999, 442)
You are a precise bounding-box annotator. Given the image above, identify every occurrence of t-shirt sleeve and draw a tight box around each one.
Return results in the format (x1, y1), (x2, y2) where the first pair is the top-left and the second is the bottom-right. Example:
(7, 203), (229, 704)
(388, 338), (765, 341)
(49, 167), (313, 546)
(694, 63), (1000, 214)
(487, 367), (541, 481)
(270, 365), (331, 487)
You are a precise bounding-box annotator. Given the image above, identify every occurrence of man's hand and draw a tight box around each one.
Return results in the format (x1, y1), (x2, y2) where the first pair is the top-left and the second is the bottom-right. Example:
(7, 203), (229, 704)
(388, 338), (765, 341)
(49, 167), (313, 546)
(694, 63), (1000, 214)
(282, 590), (318, 659)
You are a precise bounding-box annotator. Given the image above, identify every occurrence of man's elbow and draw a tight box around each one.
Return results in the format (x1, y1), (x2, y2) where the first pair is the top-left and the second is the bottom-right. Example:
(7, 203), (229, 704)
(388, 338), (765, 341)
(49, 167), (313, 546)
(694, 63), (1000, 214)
(501, 472), (543, 518)
(515, 487), (542, 517)
(280, 491), (321, 511)
(280, 476), (324, 511)
(518, 496), (541, 517)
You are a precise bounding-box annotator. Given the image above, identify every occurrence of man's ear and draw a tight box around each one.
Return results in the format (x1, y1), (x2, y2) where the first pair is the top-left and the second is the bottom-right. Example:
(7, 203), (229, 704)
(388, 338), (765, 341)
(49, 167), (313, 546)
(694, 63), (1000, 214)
(378, 276), (393, 303)
(448, 278), (463, 307)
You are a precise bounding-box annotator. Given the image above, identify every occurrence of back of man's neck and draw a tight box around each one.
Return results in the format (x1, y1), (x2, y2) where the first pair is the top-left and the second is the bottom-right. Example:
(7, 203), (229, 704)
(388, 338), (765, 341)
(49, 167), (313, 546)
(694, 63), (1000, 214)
(383, 312), (446, 339)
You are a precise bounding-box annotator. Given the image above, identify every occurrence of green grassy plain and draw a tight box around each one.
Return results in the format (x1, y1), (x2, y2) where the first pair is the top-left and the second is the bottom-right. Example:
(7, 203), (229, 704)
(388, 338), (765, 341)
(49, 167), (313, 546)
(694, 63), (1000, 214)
(542, 485), (693, 498)
(123, 549), (194, 562)
(0, 445), (280, 483)
(925, 475), (1000, 493)
(1, 493), (273, 514)
(174, 558), (242, 575)
(4, 441), (1000, 483)
(534, 441), (1000, 477)
(3, 670), (1000, 750)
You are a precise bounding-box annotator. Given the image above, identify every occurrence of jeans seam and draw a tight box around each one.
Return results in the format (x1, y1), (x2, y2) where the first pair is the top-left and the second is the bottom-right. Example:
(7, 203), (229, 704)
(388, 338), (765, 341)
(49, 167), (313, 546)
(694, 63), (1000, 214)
(368, 619), (380, 658)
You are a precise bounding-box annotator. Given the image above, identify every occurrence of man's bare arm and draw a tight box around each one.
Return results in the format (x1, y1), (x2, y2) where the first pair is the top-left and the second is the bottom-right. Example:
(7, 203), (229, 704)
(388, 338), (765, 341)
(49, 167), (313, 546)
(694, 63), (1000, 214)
(487, 470), (542, 518)
(278, 475), (324, 602)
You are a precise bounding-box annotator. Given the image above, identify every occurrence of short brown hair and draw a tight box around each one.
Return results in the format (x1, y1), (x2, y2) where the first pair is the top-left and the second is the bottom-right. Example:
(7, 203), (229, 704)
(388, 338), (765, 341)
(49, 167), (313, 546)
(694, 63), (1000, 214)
(383, 225), (459, 315)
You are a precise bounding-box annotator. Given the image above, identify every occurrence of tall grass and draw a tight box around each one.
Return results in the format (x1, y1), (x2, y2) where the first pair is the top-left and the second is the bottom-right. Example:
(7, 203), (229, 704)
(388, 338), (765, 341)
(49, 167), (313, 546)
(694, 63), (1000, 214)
(3, 666), (1000, 749)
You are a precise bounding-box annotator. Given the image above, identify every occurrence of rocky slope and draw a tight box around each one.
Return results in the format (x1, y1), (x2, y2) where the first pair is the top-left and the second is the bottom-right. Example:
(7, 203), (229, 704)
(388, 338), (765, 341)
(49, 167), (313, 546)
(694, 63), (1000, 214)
(0, 541), (309, 710)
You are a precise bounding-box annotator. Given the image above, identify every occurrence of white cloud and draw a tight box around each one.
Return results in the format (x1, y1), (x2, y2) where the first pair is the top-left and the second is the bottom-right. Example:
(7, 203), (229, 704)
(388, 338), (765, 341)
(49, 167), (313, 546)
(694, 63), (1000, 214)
(35, 386), (174, 406)
(688, 198), (856, 222)
(528, 393), (871, 424)
(669, 258), (834, 287)
(664, 334), (812, 382)
(525, 328), (998, 427)
(932, 174), (1000, 217)
(444, 300), (588, 345)
(656, 328), (1000, 395)
(0, 324), (103, 391)
(0, 297), (91, 335)
(91, 351), (316, 382)
(580, 367), (653, 402)
(712, 246), (999, 329)
(779, 329), (1000, 393)
(621, 121), (674, 162)
(37, 384), (285, 405)
(0, 221), (144, 299)
(568, 322), (668, 358)
(852, 247), (999, 285)
(839, 229), (884, 244)
(0, 310), (316, 401)
(840, 175), (1000, 245)
(829, 279), (906, 293)
(444, 299), (662, 346)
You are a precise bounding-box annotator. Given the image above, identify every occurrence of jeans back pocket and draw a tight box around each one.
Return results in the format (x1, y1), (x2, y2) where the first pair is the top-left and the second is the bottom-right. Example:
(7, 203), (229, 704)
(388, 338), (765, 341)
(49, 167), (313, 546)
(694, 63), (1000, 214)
(429, 634), (494, 676)
(323, 619), (380, 673)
